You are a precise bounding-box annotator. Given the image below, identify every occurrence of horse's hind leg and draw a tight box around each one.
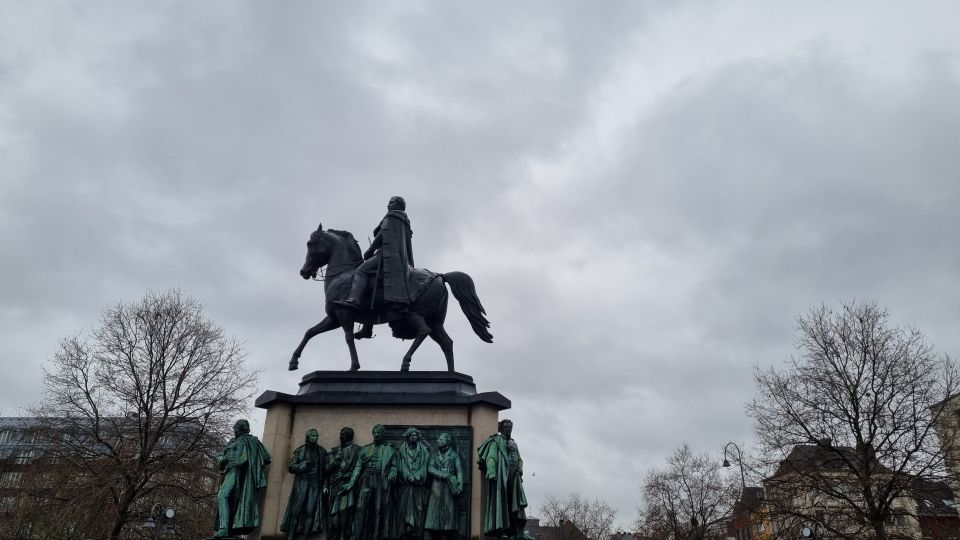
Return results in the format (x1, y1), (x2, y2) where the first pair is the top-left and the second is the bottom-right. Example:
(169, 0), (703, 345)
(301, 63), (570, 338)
(400, 315), (431, 372)
(429, 325), (455, 372)
(290, 316), (340, 371)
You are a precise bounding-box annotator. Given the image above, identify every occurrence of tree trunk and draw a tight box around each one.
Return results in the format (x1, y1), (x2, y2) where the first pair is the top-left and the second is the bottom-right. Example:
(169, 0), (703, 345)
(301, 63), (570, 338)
(108, 489), (136, 540)
(871, 520), (888, 540)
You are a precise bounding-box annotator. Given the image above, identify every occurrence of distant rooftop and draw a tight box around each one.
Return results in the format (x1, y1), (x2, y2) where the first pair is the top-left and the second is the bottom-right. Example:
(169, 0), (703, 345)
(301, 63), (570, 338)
(767, 442), (892, 480)
(911, 479), (960, 518)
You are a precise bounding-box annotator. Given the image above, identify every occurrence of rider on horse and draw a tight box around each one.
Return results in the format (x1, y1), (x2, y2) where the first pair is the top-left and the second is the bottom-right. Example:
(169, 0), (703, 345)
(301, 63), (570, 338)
(293, 198), (492, 372)
(334, 196), (415, 328)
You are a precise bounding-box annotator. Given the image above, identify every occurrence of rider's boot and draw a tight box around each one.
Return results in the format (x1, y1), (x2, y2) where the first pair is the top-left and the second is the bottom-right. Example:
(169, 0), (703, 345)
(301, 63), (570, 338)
(355, 325), (374, 340)
(334, 273), (369, 310)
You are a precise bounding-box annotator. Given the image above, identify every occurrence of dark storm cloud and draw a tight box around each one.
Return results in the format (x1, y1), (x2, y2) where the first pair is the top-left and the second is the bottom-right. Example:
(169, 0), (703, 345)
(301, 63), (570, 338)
(2, 0), (960, 524)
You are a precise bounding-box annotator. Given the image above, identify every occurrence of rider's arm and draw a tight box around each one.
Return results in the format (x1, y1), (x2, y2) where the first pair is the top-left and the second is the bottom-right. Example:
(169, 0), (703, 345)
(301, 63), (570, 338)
(364, 234), (383, 260)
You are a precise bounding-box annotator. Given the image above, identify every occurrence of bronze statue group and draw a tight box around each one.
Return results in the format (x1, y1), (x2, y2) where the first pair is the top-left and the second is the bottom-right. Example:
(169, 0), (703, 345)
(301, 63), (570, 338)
(321, 425), (464, 540)
(214, 420), (530, 540)
(214, 197), (518, 539)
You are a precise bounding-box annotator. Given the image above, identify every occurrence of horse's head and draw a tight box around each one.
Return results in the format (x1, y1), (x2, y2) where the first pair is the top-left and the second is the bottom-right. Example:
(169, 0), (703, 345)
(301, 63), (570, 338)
(300, 224), (363, 280)
(300, 224), (329, 280)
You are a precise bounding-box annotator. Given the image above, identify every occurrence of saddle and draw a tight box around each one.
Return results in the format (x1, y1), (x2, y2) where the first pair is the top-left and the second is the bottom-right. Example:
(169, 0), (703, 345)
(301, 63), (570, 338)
(330, 267), (438, 317)
(360, 268), (440, 340)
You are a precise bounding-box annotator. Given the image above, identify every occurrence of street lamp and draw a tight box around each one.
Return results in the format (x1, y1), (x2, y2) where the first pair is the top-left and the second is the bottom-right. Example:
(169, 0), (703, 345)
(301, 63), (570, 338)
(143, 504), (176, 540)
(722, 442), (747, 490)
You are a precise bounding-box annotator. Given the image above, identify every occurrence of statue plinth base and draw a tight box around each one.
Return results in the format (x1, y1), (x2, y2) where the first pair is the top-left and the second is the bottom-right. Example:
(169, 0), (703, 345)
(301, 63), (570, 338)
(252, 370), (511, 540)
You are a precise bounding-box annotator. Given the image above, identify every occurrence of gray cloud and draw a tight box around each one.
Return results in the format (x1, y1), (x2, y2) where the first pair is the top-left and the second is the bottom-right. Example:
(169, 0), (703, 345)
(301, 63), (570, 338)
(2, 0), (960, 525)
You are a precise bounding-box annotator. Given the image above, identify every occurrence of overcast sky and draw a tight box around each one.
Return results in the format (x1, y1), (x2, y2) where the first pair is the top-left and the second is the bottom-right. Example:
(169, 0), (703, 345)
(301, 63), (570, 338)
(2, 0), (960, 526)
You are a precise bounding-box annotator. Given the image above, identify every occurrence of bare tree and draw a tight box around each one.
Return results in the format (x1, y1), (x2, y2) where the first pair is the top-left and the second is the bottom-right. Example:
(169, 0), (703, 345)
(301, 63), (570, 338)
(539, 492), (618, 540)
(29, 290), (257, 540)
(638, 445), (738, 540)
(747, 301), (958, 540)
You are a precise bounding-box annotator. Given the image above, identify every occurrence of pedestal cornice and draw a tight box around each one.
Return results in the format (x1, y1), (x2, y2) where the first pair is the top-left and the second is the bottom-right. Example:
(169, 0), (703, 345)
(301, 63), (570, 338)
(254, 370), (511, 410)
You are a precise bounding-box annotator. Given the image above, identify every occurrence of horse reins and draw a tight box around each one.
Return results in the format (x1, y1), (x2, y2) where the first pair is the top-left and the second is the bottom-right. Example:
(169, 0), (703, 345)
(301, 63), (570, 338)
(311, 261), (360, 281)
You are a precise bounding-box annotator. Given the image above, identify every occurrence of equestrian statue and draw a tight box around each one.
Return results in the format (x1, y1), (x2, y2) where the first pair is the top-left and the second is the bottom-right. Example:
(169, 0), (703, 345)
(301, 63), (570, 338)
(292, 196), (492, 372)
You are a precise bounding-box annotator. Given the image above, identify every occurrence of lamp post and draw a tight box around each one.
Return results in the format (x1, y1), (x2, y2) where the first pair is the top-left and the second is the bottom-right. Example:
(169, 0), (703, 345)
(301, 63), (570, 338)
(723, 443), (749, 540)
(143, 503), (176, 540)
(722, 442), (747, 490)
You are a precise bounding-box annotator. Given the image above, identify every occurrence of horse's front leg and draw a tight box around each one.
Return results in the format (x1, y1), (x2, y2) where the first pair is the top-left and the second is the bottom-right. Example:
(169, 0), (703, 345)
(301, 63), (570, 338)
(337, 309), (361, 371)
(290, 316), (340, 371)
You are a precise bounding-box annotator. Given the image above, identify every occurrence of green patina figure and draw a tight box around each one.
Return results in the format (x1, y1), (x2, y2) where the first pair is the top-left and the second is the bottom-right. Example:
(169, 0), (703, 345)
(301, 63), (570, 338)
(281, 428), (328, 540)
(477, 419), (530, 540)
(215, 419), (272, 537)
(342, 424), (398, 540)
(388, 427), (431, 539)
(327, 427), (362, 540)
(425, 433), (464, 540)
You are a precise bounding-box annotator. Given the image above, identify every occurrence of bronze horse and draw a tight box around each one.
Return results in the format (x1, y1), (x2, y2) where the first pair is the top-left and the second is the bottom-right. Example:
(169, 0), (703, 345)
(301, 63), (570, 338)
(292, 224), (493, 372)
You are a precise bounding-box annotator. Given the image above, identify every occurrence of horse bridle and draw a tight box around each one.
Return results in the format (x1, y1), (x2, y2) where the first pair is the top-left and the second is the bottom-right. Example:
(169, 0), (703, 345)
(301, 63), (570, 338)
(311, 261), (358, 281)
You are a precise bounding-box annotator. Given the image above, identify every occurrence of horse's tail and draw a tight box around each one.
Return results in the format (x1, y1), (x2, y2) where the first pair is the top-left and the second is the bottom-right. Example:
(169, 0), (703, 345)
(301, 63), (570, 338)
(441, 271), (493, 343)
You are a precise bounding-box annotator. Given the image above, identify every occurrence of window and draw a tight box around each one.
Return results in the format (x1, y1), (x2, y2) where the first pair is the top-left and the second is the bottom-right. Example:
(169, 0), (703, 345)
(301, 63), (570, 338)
(14, 450), (38, 464)
(0, 431), (11, 445)
(0, 472), (22, 488)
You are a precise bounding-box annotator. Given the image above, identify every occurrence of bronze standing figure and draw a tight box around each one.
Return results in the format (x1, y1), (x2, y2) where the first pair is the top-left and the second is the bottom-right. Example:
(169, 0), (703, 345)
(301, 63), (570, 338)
(215, 420), (271, 537)
(425, 433), (464, 540)
(477, 420), (530, 540)
(327, 427), (362, 540)
(342, 424), (398, 540)
(388, 427), (431, 540)
(281, 428), (327, 540)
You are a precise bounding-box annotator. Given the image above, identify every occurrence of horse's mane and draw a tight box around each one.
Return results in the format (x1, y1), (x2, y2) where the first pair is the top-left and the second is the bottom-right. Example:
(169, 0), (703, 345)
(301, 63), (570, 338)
(326, 229), (363, 261)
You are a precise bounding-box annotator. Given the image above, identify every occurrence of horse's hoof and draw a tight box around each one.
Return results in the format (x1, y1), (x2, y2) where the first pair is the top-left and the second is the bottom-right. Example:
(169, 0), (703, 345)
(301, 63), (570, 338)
(349, 363), (360, 372)
(400, 360), (411, 372)
(288, 359), (299, 371)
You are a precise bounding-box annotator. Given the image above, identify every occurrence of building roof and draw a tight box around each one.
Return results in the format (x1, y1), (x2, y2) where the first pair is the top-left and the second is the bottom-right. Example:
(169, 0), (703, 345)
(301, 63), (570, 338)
(766, 442), (892, 480)
(0, 415), (217, 455)
(0, 417), (43, 431)
(911, 479), (960, 518)
(610, 533), (658, 540)
(928, 392), (960, 411)
(525, 518), (589, 540)
(0, 417), (48, 461)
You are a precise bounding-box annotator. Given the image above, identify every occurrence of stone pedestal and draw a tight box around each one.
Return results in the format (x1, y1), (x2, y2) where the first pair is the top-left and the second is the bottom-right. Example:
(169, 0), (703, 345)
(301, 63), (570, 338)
(252, 371), (510, 540)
